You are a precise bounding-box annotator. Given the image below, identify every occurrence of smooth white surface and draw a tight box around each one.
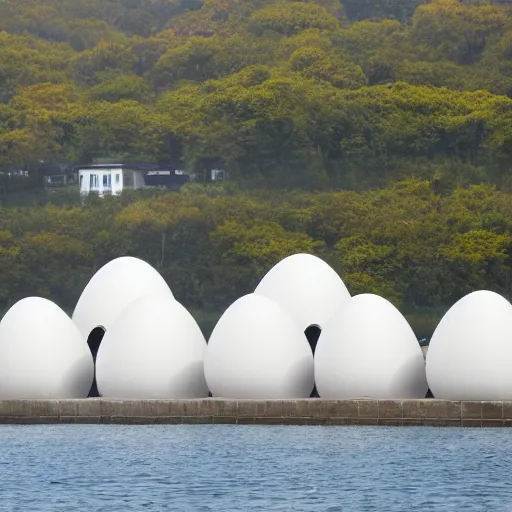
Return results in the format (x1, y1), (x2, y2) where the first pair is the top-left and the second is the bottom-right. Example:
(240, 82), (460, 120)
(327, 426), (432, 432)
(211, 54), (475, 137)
(0, 297), (93, 398)
(96, 293), (208, 399)
(315, 293), (428, 399)
(254, 253), (351, 331)
(426, 290), (512, 400)
(205, 293), (314, 399)
(72, 256), (173, 340)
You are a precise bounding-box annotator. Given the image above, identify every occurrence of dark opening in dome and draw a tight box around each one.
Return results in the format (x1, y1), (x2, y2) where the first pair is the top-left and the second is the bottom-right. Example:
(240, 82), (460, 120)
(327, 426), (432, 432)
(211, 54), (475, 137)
(304, 324), (321, 397)
(304, 324), (321, 355)
(87, 326), (105, 398)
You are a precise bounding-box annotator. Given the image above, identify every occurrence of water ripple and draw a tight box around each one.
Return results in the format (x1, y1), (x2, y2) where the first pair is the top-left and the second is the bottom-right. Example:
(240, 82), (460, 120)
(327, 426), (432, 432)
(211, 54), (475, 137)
(0, 425), (511, 511)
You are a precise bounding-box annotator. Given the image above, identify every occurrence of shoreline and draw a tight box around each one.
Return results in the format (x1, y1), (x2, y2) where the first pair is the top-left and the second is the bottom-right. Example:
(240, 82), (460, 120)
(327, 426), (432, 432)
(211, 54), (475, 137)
(0, 398), (508, 426)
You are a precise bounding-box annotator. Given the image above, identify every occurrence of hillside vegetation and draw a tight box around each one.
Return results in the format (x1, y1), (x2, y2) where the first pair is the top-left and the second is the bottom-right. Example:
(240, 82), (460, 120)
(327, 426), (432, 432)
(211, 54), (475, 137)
(1, 0), (512, 335)
(1, 181), (512, 337)
(0, 0), (511, 189)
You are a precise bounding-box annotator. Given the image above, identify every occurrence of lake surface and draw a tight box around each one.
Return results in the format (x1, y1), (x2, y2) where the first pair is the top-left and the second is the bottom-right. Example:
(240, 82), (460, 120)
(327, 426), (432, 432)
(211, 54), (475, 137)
(0, 425), (510, 511)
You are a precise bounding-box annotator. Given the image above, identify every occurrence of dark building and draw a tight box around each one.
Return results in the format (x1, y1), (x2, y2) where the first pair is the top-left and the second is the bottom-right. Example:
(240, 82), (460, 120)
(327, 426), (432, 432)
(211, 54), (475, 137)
(41, 163), (75, 186)
(144, 169), (192, 190)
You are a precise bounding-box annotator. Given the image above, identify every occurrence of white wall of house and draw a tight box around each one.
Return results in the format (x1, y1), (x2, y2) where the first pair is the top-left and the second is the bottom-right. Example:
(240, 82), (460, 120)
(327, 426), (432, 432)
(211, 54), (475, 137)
(78, 167), (145, 197)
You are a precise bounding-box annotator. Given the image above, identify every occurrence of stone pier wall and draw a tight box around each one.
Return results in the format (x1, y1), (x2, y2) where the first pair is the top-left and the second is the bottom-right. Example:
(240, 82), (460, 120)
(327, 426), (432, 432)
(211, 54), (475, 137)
(0, 399), (510, 426)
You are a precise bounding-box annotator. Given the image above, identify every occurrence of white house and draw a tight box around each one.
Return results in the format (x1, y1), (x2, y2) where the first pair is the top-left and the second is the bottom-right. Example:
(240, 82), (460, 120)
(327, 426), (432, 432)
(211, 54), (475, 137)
(77, 164), (145, 197)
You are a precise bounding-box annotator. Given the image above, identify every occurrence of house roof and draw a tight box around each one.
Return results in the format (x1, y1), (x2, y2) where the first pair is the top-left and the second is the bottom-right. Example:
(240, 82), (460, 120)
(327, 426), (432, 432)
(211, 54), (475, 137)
(76, 165), (146, 173)
(76, 163), (124, 170)
(75, 162), (169, 173)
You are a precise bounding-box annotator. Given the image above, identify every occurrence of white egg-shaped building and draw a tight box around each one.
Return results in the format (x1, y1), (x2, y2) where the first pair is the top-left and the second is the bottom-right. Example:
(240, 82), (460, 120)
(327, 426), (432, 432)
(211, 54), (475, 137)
(254, 253), (350, 332)
(315, 294), (428, 399)
(96, 292), (208, 399)
(426, 290), (512, 400)
(205, 293), (314, 399)
(72, 256), (173, 341)
(0, 297), (93, 398)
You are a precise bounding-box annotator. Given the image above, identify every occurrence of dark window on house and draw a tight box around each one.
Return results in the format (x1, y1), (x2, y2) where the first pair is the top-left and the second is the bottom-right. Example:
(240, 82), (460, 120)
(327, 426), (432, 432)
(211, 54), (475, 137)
(103, 174), (108, 186)
(115, 174), (120, 184)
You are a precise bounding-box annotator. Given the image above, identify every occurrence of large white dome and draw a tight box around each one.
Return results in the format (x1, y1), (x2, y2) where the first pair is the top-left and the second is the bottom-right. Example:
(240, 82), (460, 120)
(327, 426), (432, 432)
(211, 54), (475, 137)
(315, 293), (427, 399)
(254, 253), (350, 331)
(0, 297), (93, 398)
(426, 290), (512, 400)
(72, 256), (173, 340)
(96, 292), (208, 399)
(205, 293), (314, 399)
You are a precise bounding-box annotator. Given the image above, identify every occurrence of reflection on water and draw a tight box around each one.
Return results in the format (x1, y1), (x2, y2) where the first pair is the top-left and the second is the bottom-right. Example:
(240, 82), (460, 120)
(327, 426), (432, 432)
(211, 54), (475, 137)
(0, 424), (510, 511)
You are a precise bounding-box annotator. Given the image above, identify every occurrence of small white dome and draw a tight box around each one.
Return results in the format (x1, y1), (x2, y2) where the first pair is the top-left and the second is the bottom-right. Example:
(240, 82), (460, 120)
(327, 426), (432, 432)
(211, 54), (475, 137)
(426, 290), (512, 400)
(96, 292), (208, 399)
(72, 256), (173, 340)
(254, 253), (350, 330)
(315, 294), (427, 399)
(205, 293), (314, 399)
(0, 297), (93, 398)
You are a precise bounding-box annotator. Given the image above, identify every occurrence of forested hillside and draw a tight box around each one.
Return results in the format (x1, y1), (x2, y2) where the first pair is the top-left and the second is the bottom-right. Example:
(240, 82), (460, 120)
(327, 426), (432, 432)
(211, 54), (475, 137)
(0, 180), (511, 337)
(1, 0), (512, 336)
(0, 0), (511, 189)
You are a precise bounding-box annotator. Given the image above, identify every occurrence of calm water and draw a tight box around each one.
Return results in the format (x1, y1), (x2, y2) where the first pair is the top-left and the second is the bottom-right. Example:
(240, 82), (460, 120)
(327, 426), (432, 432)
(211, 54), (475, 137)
(0, 425), (510, 511)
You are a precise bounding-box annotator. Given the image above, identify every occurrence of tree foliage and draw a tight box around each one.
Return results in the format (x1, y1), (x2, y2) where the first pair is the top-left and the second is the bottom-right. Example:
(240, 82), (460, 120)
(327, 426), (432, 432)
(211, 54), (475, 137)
(0, 181), (511, 338)
(0, 0), (509, 188)
(0, 0), (512, 337)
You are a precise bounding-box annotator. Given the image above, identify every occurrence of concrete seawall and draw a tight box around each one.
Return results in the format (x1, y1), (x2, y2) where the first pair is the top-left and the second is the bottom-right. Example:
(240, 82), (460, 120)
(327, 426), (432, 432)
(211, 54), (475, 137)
(0, 399), (511, 426)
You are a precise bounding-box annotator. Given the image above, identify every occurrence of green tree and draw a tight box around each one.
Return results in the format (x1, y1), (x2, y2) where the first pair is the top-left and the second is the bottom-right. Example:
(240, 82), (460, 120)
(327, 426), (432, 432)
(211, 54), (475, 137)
(250, 2), (339, 36)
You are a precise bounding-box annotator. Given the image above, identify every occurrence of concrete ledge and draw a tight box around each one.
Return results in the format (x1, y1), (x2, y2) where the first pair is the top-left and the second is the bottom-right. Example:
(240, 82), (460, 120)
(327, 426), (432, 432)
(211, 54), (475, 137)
(0, 399), (511, 426)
